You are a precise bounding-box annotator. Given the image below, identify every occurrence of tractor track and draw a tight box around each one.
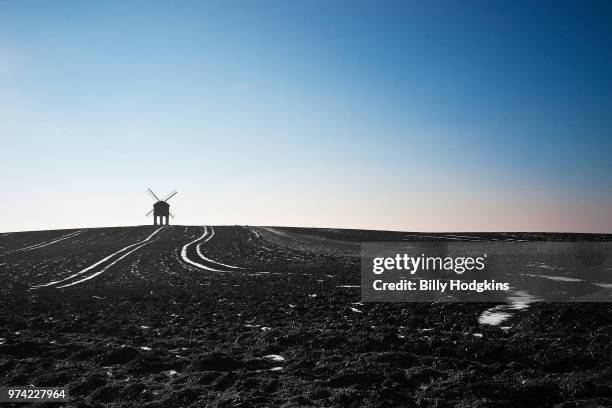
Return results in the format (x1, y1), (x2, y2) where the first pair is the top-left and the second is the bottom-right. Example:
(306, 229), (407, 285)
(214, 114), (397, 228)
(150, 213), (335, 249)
(32, 227), (166, 289)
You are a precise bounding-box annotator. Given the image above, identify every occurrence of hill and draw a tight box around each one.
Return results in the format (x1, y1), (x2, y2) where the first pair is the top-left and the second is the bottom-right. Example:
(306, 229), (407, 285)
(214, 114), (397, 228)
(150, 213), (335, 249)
(0, 226), (611, 407)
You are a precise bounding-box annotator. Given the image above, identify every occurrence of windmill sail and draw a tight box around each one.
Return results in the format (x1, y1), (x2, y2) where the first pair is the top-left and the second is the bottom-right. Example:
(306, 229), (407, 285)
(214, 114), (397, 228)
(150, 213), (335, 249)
(163, 191), (178, 202)
(147, 188), (161, 202)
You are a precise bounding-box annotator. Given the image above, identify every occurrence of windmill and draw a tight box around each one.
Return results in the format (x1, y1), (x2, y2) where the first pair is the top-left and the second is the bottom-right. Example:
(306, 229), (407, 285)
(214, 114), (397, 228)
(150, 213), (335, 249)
(146, 188), (177, 226)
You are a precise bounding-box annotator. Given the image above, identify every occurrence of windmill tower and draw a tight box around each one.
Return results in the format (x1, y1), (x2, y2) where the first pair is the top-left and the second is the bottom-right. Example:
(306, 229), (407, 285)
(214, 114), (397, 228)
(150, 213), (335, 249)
(146, 188), (177, 226)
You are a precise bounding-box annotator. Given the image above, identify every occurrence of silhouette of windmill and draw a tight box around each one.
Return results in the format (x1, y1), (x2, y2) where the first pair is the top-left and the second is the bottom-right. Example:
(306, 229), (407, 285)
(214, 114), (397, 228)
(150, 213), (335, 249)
(146, 188), (177, 226)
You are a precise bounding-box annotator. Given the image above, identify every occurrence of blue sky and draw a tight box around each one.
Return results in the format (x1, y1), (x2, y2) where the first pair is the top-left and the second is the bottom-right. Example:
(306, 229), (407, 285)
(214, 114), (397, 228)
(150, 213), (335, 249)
(1, 1), (611, 232)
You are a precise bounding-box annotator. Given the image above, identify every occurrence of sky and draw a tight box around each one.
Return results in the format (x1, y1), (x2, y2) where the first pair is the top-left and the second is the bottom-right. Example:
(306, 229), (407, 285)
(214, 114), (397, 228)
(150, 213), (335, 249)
(1, 0), (611, 233)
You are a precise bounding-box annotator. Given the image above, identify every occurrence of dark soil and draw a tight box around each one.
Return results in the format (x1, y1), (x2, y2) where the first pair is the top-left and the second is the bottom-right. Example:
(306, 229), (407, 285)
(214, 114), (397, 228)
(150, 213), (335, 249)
(0, 226), (610, 407)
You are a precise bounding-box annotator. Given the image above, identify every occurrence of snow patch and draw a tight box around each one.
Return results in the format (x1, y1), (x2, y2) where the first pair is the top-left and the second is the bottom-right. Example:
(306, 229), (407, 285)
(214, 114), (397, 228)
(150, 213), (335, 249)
(263, 354), (285, 362)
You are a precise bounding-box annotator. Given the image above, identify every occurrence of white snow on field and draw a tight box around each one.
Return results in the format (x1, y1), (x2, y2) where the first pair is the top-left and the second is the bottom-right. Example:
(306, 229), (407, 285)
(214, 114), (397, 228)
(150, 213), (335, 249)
(522, 273), (582, 282)
(443, 234), (483, 240)
(259, 227), (291, 238)
(412, 234), (461, 240)
(32, 227), (165, 289)
(5, 230), (85, 255)
(180, 227), (226, 272)
(247, 227), (263, 239)
(263, 354), (285, 362)
(478, 311), (512, 326)
(196, 227), (245, 269)
(181, 226), (246, 272)
(58, 242), (152, 288)
(479, 290), (541, 326)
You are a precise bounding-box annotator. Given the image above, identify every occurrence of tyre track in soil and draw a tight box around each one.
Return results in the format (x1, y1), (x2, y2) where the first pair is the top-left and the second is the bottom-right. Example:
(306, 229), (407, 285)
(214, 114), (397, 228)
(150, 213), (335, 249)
(125, 226), (198, 284)
(196, 227), (245, 269)
(1, 229), (156, 296)
(0, 230), (85, 256)
(31, 227), (166, 289)
(180, 226), (245, 272)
